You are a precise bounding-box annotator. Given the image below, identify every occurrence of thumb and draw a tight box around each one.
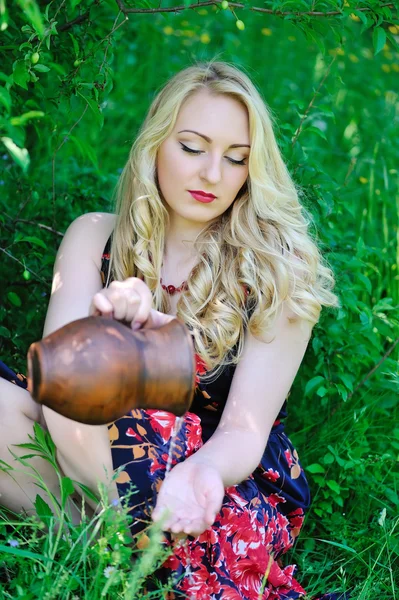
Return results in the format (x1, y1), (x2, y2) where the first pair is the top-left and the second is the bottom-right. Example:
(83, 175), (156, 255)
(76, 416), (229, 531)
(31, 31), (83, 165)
(143, 308), (176, 330)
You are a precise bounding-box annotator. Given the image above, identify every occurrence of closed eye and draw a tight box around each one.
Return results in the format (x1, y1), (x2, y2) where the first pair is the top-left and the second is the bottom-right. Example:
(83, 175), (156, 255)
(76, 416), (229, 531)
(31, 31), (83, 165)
(179, 142), (247, 166)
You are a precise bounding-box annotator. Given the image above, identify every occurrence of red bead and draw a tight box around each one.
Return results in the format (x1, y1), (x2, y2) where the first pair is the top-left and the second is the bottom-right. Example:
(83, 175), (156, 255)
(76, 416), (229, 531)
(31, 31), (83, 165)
(160, 277), (187, 295)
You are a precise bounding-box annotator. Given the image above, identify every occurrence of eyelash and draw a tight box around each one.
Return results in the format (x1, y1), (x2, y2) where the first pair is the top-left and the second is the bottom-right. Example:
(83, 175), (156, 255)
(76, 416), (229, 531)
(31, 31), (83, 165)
(179, 142), (247, 166)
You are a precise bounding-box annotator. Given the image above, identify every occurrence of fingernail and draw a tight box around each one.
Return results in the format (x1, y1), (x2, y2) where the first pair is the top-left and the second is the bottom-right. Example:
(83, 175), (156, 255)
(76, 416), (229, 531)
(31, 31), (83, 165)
(132, 322), (141, 331)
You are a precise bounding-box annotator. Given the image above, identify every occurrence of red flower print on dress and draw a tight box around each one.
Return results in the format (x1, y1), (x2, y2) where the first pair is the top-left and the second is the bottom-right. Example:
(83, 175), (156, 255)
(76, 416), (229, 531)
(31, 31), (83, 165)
(225, 487), (248, 509)
(283, 448), (302, 479)
(264, 468), (280, 483)
(125, 427), (143, 441)
(194, 353), (208, 387)
(284, 448), (294, 467)
(174, 541), (206, 570)
(288, 507), (304, 528)
(220, 509), (265, 557)
(218, 586), (244, 600)
(267, 493), (287, 509)
(230, 554), (269, 598)
(146, 410), (177, 443)
(180, 566), (221, 599)
(183, 412), (203, 455)
(149, 453), (165, 475)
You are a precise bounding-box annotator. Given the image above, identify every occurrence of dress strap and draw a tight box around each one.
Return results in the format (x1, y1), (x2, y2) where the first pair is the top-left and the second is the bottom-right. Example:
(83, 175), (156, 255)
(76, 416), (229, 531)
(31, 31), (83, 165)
(100, 234), (113, 288)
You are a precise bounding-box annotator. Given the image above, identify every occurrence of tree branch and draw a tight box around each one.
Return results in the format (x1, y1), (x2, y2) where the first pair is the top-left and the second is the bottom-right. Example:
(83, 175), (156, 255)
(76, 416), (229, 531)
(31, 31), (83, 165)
(114, 0), (396, 17)
(8, 217), (64, 237)
(0, 247), (49, 285)
(347, 336), (399, 401)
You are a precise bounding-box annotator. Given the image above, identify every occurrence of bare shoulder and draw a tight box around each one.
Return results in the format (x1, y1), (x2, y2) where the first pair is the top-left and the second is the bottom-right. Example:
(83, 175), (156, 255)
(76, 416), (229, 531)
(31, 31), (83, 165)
(42, 212), (116, 339)
(66, 211), (116, 270)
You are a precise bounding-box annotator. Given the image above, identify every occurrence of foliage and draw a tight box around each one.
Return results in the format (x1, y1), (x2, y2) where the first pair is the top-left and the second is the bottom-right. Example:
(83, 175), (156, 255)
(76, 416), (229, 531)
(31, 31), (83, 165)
(0, 0), (398, 598)
(0, 424), (174, 598)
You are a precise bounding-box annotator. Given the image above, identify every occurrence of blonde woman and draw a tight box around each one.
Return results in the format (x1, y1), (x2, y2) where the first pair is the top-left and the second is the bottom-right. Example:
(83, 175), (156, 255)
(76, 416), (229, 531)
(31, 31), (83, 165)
(1, 61), (346, 599)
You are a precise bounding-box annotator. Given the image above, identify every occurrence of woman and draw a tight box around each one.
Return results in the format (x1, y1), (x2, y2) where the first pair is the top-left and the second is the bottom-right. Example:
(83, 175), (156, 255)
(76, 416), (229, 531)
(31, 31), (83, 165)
(1, 61), (345, 599)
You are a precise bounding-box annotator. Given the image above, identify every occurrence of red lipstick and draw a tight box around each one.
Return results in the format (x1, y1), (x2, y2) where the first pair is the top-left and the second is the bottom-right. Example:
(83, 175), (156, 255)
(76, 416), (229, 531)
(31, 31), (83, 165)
(188, 190), (216, 203)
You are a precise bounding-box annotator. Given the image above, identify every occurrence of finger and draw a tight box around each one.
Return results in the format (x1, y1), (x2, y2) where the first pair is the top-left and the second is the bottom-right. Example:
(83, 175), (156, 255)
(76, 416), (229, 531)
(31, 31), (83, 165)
(123, 292), (142, 324)
(204, 497), (222, 525)
(105, 284), (136, 321)
(182, 519), (207, 537)
(145, 309), (175, 330)
(107, 292), (128, 321)
(152, 505), (171, 523)
(92, 293), (113, 315)
(205, 508), (217, 526)
(126, 281), (152, 328)
(170, 519), (192, 534)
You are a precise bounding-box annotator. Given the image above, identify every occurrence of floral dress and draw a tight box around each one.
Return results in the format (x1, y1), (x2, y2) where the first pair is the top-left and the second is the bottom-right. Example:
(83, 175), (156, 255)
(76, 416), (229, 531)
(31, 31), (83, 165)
(0, 233), (348, 600)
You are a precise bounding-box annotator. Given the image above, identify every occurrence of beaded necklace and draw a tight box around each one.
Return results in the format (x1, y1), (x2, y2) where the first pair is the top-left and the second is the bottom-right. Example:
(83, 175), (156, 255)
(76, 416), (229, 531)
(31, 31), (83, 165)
(160, 278), (188, 296)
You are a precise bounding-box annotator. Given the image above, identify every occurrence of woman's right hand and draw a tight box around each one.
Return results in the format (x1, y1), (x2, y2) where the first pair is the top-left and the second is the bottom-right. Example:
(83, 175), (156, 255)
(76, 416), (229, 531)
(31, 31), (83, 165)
(89, 277), (175, 331)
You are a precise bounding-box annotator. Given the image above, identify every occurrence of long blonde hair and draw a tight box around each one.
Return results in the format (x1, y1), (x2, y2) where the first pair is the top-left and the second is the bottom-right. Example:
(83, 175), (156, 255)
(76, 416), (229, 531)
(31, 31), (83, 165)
(106, 60), (339, 382)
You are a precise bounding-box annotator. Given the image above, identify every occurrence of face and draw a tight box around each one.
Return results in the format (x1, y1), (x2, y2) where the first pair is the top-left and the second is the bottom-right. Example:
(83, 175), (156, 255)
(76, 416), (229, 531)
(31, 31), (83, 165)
(156, 89), (250, 229)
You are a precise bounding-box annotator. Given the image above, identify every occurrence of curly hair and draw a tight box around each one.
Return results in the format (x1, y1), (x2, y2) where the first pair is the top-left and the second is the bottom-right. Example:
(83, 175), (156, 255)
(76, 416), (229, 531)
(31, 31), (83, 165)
(105, 59), (339, 383)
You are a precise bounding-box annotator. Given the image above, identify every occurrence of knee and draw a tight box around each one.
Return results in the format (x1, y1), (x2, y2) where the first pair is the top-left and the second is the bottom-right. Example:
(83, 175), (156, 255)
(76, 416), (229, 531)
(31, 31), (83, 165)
(0, 376), (42, 423)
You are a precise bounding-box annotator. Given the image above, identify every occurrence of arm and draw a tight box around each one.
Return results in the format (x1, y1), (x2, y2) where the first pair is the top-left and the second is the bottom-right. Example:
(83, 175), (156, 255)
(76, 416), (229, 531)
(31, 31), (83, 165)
(187, 301), (314, 487)
(42, 212), (115, 338)
(152, 301), (314, 535)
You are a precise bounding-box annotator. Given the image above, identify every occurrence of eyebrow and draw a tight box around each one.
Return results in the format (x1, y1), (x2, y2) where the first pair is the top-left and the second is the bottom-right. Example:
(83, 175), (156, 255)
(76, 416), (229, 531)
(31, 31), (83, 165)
(178, 129), (251, 149)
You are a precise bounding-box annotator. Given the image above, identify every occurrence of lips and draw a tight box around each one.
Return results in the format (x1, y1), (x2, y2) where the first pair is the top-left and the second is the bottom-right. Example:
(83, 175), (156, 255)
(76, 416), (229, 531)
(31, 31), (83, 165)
(188, 190), (216, 203)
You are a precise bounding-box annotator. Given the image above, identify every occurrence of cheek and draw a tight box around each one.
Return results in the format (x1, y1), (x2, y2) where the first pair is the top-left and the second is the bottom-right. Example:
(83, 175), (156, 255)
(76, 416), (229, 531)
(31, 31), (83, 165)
(157, 145), (188, 190)
(232, 170), (248, 194)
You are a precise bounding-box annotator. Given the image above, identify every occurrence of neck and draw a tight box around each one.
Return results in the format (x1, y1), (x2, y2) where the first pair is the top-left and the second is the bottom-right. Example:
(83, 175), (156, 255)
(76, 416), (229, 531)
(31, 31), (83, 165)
(163, 216), (205, 267)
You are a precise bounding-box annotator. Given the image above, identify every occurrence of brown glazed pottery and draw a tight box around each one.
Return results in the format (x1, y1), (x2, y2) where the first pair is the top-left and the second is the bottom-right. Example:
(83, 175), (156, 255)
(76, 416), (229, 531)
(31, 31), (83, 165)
(26, 316), (196, 425)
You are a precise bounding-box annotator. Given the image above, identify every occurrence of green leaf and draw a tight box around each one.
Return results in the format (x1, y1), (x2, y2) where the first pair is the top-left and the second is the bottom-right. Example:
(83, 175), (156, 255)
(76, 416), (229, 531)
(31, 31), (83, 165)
(12, 60), (29, 90)
(339, 373), (354, 392)
(0, 0), (8, 31)
(16, 0), (45, 38)
(0, 86), (11, 112)
(34, 494), (54, 521)
(33, 64), (50, 72)
(14, 235), (47, 249)
(358, 273), (372, 294)
(77, 90), (104, 129)
(304, 375), (324, 397)
(303, 125), (327, 141)
(316, 539), (357, 554)
(326, 480), (341, 494)
(1, 136), (30, 173)
(10, 110), (44, 126)
(61, 476), (75, 501)
(74, 481), (100, 504)
(384, 487), (399, 506)
(323, 453), (335, 465)
(0, 325), (11, 338)
(68, 32), (79, 56)
(316, 385), (328, 398)
(306, 463), (325, 474)
(0, 544), (49, 561)
(7, 291), (22, 307)
(372, 27), (386, 55)
(352, 10), (368, 26)
(68, 134), (99, 171)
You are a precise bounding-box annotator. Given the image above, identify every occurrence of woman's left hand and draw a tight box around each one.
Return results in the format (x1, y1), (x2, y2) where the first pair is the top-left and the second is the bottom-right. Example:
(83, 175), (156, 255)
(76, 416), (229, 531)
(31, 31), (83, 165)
(152, 460), (225, 537)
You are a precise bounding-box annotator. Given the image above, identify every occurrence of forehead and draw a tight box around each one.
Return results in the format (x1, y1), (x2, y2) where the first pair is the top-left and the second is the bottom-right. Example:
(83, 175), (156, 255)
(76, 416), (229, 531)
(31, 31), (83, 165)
(174, 90), (250, 144)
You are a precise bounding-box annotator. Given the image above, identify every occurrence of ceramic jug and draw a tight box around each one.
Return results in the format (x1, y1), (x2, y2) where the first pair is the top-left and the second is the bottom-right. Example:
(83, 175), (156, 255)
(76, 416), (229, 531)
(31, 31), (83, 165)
(27, 316), (195, 425)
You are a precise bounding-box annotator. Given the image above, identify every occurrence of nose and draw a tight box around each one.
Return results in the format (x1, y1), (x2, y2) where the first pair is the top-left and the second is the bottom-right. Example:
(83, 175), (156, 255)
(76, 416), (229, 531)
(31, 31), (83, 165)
(200, 153), (222, 185)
